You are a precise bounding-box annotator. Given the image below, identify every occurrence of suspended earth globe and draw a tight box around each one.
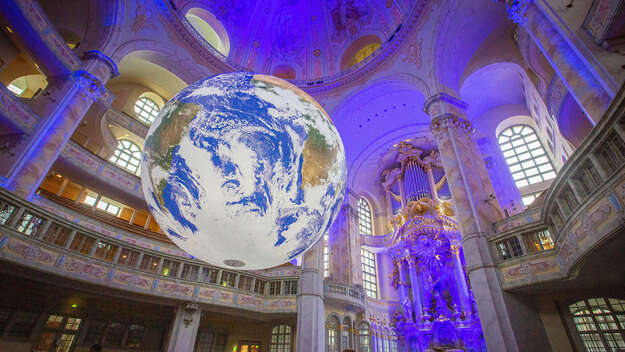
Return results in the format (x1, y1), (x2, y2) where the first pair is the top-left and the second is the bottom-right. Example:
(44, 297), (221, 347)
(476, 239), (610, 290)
(141, 72), (346, 269)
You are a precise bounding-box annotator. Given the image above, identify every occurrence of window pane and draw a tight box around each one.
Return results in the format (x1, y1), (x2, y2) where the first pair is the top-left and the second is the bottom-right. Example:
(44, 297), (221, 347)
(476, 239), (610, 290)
(498, 125), (555, 190)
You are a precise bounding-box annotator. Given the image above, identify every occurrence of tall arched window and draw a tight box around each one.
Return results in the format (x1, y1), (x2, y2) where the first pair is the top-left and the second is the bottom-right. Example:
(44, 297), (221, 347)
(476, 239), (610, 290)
(342, 317), (351, 350)
(109, 140), (142, 175)
(498, 125), (556, 188)
(134, 96), (160, 125)
(358, 322), (371, 352)
(361, 248), (378, 299)
(358, 198), (373, 235)
(568, 298), (625, 351)
(327, 316), (340, 352)
(270, 324), (292, 352)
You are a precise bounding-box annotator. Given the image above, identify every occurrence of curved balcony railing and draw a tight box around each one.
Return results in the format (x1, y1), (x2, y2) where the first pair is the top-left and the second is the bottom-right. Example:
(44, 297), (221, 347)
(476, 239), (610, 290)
(0, 187), (299, 313)
(323, 280), (366, 308)
(104, 108), (149, 139)
(490, 86), (625, 290)
(59, 141), (144, 200)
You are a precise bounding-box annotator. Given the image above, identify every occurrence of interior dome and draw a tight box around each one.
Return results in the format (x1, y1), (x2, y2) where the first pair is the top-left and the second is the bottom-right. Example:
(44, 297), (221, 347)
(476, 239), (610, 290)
(179, 0), (415, 82)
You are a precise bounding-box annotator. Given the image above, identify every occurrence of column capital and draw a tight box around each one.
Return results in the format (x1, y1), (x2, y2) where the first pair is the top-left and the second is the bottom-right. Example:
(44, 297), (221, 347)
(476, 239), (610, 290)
(429, 114), (474, 138)
(503, 0), (532, 24)
(82, 50), (120, 80)
(423, 93), (468, 119)
(72, 70), (110, 103)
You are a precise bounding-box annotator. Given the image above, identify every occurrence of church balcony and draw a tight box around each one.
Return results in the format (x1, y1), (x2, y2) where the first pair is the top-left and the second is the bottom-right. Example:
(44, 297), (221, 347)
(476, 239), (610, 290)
(323, 279), (366, 310)
(490, 85), (625, 290)
(55, 140), (145, 204)
(0, 0), (80, 77)
(0, 187), (299, 313)
(104, 108), (150, 139)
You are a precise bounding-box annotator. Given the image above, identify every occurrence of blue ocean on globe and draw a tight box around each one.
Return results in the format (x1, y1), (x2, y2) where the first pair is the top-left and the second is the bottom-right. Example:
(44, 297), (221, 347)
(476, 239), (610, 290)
(141, 72), (346, 269)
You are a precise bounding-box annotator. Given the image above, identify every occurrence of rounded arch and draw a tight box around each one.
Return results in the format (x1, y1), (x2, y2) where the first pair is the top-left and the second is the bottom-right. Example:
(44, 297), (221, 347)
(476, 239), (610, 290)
(7, 74), (48, 99)
(326, 315), (340, 352)
(340, 35), (382, 71)
(184, 7), (230, 56)
(110, 40), (213, 84)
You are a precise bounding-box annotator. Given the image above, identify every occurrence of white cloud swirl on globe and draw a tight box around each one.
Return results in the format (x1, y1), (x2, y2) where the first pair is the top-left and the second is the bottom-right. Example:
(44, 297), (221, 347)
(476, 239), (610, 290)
(141, 72), (346, 269)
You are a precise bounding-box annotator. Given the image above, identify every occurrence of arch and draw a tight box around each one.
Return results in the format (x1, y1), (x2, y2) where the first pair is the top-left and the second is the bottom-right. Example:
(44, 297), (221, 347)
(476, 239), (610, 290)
(357, 197), (373, 236)
(109, 139), (142, 175)
(110, 40), (213, 85)
(7, 74), (48, 99)
(184, 7), (230, 56)
(497, 124), (555, 189)
(326, 315), (340, 352)
(566, 298), (625, 351)
(357, 321), (371, 352)
(340, 35), (382, 71)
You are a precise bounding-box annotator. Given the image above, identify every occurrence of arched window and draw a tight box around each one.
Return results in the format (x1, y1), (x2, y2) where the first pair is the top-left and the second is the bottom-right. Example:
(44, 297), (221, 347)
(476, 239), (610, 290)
(134, 96), (160, 125)
(185, 8), (230, 56)
(340, 35), (382, 70)
(342, 317), (351, 350)
(498, 125), (556, 189)
(361, 248), (378, 299)
(358, 198), (373, 235)
(270, 324), (292, 352)
(109, 140), (142, 174)
(568, 298), (625, 351)
(390, 330), (398, 352)
(358, 322), (371, 352)
(327, 316), (340, 352)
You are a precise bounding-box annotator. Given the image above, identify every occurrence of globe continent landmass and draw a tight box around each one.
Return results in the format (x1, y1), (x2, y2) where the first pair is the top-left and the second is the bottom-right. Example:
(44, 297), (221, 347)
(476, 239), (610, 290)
(141, 72), (346, 269)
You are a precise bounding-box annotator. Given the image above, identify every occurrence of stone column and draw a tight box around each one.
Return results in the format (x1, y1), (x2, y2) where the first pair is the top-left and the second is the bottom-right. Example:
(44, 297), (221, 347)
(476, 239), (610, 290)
(451, 246), (472, 319)
(167, 302), (201, 352)
(296, 243), (325, 352)
(406, 256), (424, 323)
(423, 93), (518, 351)
(507, 0), (612, 124)
(5, 53), (115, 200)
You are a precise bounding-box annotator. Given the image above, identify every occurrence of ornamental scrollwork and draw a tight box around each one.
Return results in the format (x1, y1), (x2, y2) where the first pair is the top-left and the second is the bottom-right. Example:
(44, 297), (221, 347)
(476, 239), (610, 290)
(506, 0), (532, 24)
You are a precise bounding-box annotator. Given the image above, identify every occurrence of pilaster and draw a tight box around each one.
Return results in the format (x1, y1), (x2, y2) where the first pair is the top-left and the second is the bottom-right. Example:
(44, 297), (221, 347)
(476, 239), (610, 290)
(167, 302), (201, 352)
(296, 243), (325, 352)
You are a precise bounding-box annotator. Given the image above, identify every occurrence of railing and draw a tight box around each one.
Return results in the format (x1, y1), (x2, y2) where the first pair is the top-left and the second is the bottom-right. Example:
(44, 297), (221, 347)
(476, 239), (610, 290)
(0, 187), (299, 312)
(490, 85), (625, 289)
(105, 108), (149, 139)
(323, 280), (366, 306)
(361, 233), (394, 247)
(59, 141), (144, 200)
